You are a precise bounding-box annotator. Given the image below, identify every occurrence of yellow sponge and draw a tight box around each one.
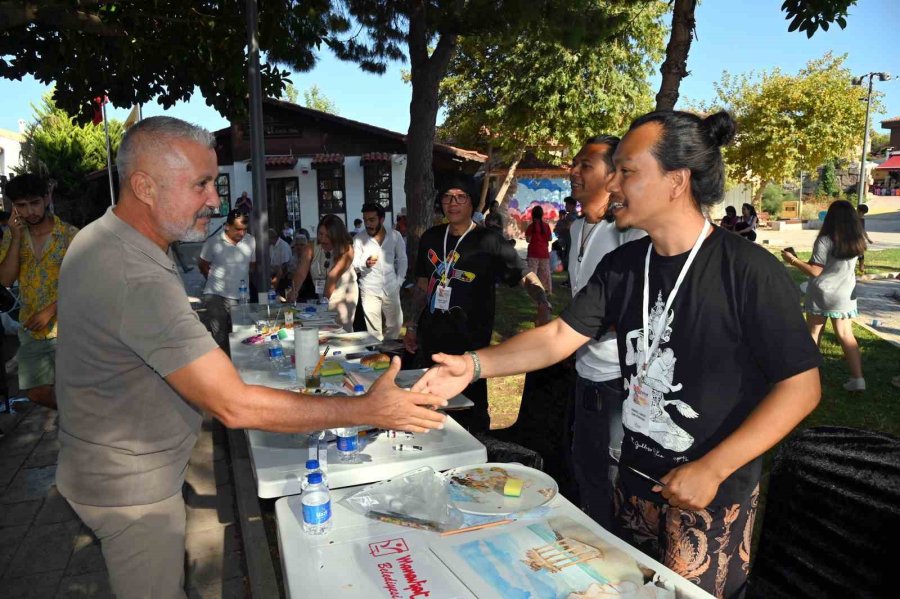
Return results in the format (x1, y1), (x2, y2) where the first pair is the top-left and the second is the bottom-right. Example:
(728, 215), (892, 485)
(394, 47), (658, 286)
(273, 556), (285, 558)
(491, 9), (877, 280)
(503, 478), (524, 497)
(319, 361), (344, 377)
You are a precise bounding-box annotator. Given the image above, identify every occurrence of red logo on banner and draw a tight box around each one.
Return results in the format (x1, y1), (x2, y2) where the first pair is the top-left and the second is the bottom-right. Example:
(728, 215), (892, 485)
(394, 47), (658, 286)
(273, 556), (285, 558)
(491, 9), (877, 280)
(369, 538), (409, 558)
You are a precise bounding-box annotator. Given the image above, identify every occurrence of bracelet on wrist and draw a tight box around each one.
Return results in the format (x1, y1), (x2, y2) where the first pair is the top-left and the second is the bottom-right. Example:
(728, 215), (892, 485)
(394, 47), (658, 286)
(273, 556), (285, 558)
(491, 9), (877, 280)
(466, 350), (482, 383)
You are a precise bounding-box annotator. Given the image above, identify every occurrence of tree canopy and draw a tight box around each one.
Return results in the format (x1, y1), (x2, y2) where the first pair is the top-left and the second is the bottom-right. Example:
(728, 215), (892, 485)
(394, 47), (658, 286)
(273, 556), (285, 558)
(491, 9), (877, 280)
(334, 0), (648, 259)
(439, 1), (667, 163)
(0, 1), (348, 120)
(303, 85), (339, 114)
(656, 0), (858, 110)
(703, 53), (875, 199)
(14, 92), (124, 224)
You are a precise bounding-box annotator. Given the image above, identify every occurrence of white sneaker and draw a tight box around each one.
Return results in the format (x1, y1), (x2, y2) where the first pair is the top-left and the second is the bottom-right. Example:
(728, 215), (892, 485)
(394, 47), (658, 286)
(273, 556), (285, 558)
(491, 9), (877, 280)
(843, 378), (866, 392)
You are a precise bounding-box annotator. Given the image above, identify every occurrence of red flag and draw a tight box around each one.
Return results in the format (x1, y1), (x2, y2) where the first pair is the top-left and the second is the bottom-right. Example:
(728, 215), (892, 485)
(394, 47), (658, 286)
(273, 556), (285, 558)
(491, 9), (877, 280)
(92, 96), (108, 125)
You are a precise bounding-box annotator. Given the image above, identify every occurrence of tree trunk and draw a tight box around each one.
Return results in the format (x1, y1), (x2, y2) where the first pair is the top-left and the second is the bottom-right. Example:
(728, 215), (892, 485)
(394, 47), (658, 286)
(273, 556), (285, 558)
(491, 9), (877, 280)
(752, 182), (765, 210)
(477, 145), (494, 212)
(403, 1), (457, 276)
(654, 0), (697, 111)
(494, 153), (523, 207)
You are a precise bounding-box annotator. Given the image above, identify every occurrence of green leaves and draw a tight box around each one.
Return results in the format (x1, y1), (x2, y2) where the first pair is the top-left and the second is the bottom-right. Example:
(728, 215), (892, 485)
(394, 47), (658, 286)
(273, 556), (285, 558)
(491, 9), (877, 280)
(705, 53), (875, 196)
(781, 0), (856, 38)
(439, 1), (667, 163)
(15, 92), (124, 201)
(0, 1), (347, 122)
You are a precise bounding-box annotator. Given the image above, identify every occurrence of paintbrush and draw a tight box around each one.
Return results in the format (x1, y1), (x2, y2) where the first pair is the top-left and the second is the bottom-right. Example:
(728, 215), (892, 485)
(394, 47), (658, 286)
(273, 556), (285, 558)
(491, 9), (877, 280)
(311, 344), (330, 377)
(366, 510), (444, 532)
(626, 465), (666, 488)
(440, 519), (514, 537)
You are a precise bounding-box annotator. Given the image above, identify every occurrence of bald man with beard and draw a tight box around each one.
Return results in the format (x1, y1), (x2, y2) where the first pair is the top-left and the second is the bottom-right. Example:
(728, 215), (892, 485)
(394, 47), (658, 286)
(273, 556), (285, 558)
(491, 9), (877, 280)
(55, 117), (447, 599)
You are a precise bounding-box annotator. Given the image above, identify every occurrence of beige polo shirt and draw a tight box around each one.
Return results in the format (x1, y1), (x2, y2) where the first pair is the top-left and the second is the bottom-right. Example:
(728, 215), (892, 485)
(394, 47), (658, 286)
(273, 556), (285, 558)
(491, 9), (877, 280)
(56, 208), (218, 507)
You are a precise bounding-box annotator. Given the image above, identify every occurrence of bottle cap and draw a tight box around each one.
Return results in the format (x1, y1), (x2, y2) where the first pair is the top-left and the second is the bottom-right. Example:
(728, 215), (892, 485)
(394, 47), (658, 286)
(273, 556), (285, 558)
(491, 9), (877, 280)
(307, 472), (323, 484)
(305, 459), (319, 470)
(270, 334), (278, 340)
(353, 384), (365, 393)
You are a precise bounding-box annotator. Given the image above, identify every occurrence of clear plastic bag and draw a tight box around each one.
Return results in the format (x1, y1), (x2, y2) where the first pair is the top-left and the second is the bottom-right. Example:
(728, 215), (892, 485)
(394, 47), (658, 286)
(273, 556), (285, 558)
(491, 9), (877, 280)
(339, 466), (462, 532)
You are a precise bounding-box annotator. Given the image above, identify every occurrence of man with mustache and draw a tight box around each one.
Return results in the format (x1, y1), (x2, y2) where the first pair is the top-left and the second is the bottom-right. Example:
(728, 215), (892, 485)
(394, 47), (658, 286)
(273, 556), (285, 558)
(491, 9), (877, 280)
(353, 202), (407, 340)
(55, 117), (448, 599)
(0, 173), (78, 410)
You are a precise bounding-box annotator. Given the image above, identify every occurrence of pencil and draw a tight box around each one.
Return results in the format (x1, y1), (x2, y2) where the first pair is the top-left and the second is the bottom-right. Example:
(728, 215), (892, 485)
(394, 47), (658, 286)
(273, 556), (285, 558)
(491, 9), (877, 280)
(440, 519), (514, 536)
(311, 344), (330, 376)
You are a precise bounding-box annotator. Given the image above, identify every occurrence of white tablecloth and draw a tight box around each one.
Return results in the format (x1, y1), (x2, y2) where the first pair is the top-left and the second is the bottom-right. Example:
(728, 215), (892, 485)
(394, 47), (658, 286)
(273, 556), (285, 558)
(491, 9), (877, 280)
(274, 484), (716, 599)
(229, 320), (486, 498)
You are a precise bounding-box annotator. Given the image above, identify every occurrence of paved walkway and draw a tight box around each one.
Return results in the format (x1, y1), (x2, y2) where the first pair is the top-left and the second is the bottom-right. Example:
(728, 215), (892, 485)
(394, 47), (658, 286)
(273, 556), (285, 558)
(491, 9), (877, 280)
(0, 400), (249, 598)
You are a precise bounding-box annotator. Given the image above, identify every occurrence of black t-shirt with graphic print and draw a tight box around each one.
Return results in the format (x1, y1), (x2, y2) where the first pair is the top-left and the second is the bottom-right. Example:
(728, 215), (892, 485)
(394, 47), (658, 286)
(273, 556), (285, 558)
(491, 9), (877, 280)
(561, 226), (821, 506)
(415, 223), (527, 352)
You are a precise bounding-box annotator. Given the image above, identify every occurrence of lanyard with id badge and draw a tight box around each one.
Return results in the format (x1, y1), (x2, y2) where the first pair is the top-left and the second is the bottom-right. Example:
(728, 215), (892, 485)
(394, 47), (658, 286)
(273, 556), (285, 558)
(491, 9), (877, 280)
(627, 220), (710, 436)
(434, 222), (475, 311)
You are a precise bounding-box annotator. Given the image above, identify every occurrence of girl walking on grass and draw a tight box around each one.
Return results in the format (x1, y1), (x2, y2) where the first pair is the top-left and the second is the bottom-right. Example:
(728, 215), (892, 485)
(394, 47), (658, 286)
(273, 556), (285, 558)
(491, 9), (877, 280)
(782, 200), (867, 391)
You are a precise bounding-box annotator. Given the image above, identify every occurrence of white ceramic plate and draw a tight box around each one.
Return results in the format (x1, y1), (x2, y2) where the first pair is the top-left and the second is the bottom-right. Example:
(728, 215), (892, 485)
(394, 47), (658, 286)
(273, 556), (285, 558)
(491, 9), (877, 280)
(445, 463), (558, 516)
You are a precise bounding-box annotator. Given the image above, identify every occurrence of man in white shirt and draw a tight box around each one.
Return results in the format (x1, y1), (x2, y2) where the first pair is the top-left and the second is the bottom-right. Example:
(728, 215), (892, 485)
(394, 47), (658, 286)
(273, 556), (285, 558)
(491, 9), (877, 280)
(353, 203), (407, 340)
(198, 209), (255, 355)
(567, 135), (645, 529)
(268, 227), (291, 291)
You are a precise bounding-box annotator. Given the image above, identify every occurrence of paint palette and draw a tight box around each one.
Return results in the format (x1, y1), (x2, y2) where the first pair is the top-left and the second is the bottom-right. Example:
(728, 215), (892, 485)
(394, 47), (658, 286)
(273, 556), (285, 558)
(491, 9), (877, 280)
(445, 463), (558, 516)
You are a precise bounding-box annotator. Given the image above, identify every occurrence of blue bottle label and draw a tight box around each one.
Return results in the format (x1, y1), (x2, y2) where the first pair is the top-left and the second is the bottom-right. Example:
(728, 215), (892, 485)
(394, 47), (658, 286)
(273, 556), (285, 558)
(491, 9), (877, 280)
(337, 434), (358, 452)
(303, 500), (331, 525)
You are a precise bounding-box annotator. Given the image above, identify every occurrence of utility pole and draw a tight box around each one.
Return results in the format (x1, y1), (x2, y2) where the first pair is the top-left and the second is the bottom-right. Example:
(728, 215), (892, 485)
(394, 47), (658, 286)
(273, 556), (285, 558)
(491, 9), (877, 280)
(852, 71), (891, 206)
(246, 0), (270, 294)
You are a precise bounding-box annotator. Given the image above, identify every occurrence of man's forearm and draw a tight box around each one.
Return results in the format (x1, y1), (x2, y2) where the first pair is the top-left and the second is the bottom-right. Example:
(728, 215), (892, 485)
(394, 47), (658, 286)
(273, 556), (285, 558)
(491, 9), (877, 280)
(477, 318), (587, 379)
(697, 367), (821, 482)
(405, 280), (428, 328)
(520, 272), (550, 306)
(225, 385), (371, 432)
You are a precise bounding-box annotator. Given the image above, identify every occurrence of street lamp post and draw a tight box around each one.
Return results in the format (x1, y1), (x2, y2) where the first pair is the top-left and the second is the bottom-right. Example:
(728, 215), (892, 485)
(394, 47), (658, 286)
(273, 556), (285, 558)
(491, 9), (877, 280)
(852, 72), (891, 206)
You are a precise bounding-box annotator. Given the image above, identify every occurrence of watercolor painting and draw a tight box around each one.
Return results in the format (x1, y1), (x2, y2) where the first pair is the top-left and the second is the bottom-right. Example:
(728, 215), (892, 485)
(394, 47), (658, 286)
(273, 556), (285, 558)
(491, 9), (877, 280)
(433, 516), (671, 599)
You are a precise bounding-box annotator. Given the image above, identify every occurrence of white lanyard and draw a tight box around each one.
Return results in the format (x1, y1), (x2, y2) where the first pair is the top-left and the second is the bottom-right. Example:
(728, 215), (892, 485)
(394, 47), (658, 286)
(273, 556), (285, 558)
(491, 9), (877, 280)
(640, 220), (711, 377)
(441, 222), (475, 285)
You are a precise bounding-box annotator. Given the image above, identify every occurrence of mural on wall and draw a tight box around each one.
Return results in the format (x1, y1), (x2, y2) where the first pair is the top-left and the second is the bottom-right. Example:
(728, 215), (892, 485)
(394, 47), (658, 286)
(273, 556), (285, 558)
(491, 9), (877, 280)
(506, 177), (571, 237)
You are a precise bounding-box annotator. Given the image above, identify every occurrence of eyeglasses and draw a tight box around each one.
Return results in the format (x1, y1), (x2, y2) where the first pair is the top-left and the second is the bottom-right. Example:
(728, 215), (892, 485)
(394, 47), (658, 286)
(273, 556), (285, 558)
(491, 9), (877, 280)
(441, 193), (470, 204)
(324, 251), (332, 270)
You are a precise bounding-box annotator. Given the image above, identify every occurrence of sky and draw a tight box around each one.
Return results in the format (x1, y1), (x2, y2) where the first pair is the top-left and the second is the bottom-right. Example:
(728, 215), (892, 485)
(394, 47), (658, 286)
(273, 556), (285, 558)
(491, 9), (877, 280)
(0, 0), (897, 137)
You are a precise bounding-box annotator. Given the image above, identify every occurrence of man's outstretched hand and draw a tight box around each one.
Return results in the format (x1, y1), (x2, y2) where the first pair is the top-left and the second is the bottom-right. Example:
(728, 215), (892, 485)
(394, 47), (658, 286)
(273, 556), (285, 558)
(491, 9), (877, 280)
(365, 357), (448, 433)
(411, 352), (474, 400)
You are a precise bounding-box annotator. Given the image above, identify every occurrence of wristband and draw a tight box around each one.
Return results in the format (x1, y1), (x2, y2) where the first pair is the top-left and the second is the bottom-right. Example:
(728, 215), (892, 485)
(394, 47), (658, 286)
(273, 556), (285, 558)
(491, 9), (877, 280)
(466, 350), (481, 383)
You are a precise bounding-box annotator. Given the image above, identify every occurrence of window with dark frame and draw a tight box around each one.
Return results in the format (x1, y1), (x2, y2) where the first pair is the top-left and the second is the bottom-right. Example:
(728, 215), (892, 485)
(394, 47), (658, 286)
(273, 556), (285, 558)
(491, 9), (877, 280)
(315, 166), (346, 216)
(215, 173), (231, 216)
(363, 162), (393, 212)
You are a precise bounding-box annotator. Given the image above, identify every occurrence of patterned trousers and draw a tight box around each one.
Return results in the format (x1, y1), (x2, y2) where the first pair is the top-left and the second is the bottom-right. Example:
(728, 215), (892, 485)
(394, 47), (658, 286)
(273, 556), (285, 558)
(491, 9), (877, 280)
(614, 483), (760, 599)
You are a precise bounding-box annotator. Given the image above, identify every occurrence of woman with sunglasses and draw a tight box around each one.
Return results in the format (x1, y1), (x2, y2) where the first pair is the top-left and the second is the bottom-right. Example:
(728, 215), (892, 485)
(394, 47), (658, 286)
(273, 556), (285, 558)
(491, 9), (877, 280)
(311, 214), (358, 331)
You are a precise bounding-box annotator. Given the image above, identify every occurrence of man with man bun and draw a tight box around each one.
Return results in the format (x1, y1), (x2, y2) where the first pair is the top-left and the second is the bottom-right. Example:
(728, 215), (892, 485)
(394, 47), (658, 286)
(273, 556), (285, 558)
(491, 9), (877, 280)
(413, 111), (821, 597)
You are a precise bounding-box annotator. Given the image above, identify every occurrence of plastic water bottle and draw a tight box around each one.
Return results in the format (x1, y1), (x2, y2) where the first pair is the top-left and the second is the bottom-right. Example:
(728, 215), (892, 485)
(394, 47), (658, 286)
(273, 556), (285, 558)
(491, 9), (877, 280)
(336, 385), (364, 463)
(237, 279), (249, 324)
(267, 335), (287, 368)
(301, 459), (327, 491)
(268, 286), (277, 305)
(301, 472), (332, 535)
